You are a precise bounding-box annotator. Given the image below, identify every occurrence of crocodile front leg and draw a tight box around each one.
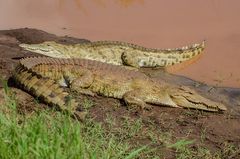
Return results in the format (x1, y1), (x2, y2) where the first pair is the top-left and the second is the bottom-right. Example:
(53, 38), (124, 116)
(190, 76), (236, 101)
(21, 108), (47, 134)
(123, 89), (152, 110)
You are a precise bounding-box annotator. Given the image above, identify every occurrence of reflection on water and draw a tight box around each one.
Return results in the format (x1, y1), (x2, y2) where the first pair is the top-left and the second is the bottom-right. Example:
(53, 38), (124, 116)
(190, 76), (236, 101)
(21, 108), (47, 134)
(116, 0), (144, 7)
(0, 0), (240, 88)
(58, 0), (144, 15)
(59, 0), (144, 11)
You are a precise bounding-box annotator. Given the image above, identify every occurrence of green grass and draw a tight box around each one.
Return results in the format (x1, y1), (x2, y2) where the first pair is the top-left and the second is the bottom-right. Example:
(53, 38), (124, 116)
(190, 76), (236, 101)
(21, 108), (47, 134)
(0, 111), (147, 159)
(0, 82), (239, 158)
(0, 86), (148, 159)
(167, 139), (240, 159)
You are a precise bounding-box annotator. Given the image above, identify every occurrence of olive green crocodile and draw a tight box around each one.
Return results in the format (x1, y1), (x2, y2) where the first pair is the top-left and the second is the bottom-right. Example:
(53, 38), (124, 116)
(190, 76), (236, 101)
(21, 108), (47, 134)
(13, 57), (226, 113)
(19, 40), (205, 68)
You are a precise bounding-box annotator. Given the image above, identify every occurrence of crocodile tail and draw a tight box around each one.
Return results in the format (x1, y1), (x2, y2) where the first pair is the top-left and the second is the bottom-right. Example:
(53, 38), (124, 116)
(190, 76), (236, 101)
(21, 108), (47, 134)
(165, 40), (205, 72)
(13, 65), (79, 114)
(178, 40), (205, 63)
(121, 40), (205, 68)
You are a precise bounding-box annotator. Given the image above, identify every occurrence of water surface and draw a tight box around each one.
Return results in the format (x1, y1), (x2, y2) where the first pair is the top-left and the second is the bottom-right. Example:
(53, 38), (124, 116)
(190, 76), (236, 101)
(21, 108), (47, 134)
(0, 0), (240, 87)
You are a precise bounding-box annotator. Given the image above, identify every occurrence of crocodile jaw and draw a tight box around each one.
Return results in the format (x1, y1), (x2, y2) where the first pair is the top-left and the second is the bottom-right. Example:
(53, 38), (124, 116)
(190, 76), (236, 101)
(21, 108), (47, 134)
(19, 42), (69, 58)
(169, 86), (227, 112)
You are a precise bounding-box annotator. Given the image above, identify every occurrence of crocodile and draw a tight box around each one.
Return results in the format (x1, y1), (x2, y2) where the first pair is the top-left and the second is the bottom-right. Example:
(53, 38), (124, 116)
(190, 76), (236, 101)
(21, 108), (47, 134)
(19, 40), (205, 68)
(13, 57), (226, 114)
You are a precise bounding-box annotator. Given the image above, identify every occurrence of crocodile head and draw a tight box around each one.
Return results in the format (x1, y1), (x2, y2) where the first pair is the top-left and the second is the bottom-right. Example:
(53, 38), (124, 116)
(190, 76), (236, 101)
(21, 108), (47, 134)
(19, 41), (71, 58)
(168, 86), (227, 112)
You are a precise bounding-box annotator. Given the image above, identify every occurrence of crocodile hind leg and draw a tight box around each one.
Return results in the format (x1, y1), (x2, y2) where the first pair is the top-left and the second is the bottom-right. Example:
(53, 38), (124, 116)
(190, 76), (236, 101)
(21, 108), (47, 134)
(64, 69), (95, 96)
(70, 85), (95, 96)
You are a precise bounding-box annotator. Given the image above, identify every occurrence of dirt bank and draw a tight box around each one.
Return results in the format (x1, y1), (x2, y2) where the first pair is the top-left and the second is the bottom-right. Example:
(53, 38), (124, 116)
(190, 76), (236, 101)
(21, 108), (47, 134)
(0, 28), (239, 158)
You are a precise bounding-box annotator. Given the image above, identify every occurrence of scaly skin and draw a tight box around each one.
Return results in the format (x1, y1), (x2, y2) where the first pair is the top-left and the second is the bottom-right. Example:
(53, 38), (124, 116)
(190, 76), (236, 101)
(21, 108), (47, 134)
(13, 63), (86, 119)
(14, 57), (226, 112)
(19, 40), (205, 68)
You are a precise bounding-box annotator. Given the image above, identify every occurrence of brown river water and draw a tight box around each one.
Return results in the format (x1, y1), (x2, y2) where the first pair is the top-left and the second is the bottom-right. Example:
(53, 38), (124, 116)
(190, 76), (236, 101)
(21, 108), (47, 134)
(0, 0), (240, 88)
